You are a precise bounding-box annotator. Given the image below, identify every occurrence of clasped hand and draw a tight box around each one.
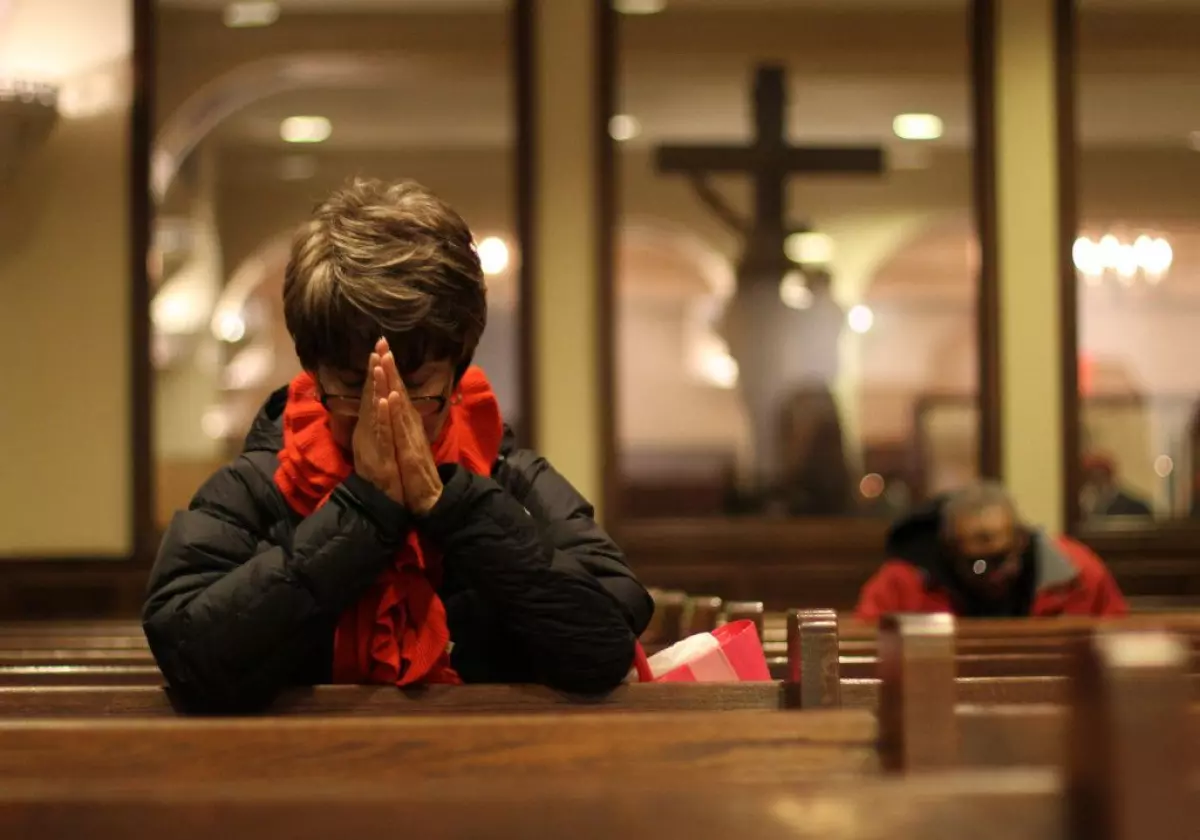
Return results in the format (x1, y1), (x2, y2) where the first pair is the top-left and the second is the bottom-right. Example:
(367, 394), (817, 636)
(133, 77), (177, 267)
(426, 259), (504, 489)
(351, 338), (444, 515)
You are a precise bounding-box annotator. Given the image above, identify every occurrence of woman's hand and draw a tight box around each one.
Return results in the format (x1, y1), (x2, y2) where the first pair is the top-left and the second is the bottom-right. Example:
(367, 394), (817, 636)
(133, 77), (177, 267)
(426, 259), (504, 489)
(377, 339), (444, 515)
(351, 343), (406, 505)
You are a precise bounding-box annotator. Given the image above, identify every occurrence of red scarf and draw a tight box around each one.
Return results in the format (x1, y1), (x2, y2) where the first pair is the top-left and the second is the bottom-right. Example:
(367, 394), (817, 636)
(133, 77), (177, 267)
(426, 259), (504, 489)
(274, 366), (503, 686)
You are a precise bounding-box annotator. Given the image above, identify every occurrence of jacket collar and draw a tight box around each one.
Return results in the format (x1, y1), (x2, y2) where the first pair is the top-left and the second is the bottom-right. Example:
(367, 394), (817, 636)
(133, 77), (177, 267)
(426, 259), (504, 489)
(1031, 530), (1078, 591)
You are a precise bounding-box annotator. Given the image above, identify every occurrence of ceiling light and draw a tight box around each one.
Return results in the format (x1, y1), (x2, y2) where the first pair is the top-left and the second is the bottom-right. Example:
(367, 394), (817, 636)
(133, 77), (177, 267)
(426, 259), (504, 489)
(892, 113), (943, 141)
(783, 232), (834, 266)
(848, 304), (874, 334)
(614, 0), (667, 14)
(609, 114), (641, 142)
(224, 1), (280, 28)
(477, 236), (510, 276)
(280, 116), (331, 144)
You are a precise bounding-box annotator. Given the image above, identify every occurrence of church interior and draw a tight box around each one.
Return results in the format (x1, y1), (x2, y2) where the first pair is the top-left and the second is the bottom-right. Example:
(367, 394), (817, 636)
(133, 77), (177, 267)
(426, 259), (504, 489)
(0, 0), (1199, 833)
(3, 0), (1197, 612)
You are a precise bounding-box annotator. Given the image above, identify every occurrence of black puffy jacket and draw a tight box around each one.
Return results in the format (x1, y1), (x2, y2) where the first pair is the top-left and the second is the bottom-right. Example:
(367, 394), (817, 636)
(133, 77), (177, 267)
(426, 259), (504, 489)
(143, 386), (653, 712)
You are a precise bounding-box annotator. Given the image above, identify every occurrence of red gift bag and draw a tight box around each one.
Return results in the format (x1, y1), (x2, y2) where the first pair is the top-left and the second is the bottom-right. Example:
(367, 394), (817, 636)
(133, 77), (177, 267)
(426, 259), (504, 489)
(632, 620), (772, 683)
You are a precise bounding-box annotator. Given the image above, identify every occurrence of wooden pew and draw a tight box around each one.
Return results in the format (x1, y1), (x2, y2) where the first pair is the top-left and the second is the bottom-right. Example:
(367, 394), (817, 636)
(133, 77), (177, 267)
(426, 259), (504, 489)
(0, 773), (1092, 840)
(788, 609), (1200, 709)
(3, 619), (1198, 776)
(0, 624), (1194, 839)
(0, 665), (161, 686)
(6, 608), (1200, 712)
(0, 709), (881, 782)
(0, 620), (155, 685)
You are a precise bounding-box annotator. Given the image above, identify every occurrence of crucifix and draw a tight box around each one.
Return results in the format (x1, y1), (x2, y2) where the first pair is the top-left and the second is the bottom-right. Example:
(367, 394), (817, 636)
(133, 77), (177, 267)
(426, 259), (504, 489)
(655, 63), (885, 506)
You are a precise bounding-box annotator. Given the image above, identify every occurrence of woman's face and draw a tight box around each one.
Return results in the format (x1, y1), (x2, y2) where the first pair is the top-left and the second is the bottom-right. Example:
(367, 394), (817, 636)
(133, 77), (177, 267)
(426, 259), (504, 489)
(315, 357), (457, 452)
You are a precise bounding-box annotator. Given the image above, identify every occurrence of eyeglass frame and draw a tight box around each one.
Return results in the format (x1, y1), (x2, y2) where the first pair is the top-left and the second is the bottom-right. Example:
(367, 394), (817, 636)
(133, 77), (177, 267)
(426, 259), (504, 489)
(316, 382), (452, 419)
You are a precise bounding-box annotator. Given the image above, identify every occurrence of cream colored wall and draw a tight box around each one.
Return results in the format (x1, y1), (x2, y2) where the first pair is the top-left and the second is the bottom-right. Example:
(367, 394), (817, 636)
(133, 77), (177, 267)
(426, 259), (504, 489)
(0, 103), (130, 554)
(996, 0), (1064, 532)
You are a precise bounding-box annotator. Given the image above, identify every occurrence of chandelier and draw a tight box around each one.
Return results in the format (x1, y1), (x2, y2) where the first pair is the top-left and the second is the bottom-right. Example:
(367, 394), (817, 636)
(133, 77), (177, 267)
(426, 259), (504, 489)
(1072, 233), (1173, 287)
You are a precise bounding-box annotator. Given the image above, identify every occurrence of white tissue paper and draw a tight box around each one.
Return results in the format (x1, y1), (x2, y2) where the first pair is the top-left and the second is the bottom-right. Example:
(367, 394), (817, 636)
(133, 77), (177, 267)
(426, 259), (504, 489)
(629, 632), (722, 682)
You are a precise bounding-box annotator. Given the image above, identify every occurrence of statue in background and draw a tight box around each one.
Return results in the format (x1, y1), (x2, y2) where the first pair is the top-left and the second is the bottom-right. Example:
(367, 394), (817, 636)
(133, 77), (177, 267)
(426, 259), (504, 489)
(654, 64), (882, 514)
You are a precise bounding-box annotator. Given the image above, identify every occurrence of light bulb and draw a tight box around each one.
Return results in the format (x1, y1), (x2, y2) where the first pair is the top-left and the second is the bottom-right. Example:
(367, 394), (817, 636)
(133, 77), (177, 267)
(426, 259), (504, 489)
(848, 305), (874, 334)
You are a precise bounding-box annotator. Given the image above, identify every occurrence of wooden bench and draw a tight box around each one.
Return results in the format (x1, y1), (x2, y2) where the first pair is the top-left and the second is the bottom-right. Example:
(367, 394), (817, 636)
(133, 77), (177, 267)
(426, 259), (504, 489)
(0, 622), (1193, 840)
(6, 609), (1200, 712)
(787, 609), (1200, 709)
(2, 619), (1197, 774)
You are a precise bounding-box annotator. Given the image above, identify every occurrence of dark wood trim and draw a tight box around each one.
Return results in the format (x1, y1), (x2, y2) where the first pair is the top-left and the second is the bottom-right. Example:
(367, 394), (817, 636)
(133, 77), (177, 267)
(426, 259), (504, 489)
(514, 0), (537, 450)
(596, 0), (618, 524)
(130, 0), (156, 564)
(0, 557), (146, 620)
(1056, 0), (1082, 534)
(971, 0), (1002, 481)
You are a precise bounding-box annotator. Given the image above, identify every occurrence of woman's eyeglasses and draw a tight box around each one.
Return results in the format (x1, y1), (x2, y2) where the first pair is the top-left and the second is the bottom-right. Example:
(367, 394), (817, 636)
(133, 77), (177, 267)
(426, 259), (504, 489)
(318, 388), (448, 419)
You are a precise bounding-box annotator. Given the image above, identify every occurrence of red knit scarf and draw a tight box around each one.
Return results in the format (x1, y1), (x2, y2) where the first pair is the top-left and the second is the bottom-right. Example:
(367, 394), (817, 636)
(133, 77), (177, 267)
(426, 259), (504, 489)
(274, 366), (503, 686)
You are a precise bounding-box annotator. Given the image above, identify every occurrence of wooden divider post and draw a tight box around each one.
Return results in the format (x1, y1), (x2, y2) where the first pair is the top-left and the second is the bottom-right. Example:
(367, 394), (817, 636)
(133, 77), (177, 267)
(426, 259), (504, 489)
(1066, 629), (1192, 840)
(877, 613), (958, 772)
(785, 609), (841, 709)
(684, 596), (723, 636)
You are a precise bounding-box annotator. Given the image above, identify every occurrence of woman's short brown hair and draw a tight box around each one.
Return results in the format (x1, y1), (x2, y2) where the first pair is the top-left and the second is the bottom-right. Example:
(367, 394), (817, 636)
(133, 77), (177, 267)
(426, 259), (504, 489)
(282, 178), (487, 378)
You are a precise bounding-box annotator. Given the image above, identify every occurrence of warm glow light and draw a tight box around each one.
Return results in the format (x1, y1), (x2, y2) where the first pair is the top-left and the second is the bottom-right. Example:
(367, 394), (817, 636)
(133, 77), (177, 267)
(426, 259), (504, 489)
(892, 113), (943, 141)
(614, 0), (667, 14)
(783, 231), (834, 266)
(847, 304), (874, 334)
(153, 290), (200, 335)
(779, 271), (813, 310)
(1073, 233), (1173, 282)
(201, 407), (230, 440)
(213, 310), (246, 343)
(477, 236), (510, 276)
(280, 115), (331, 144)
(1115, 243), (1138, 279)
(224, 1), (280, 28)
(1072, 237), (1102, 276)
(703, 352), (739, 389)
(1146, 237), (1173, 277)
(1098, 234), (1120, 266)
(1154, 455), (1174, 478)
(609, 114), (641, 142)
(859, 473), (885, 500)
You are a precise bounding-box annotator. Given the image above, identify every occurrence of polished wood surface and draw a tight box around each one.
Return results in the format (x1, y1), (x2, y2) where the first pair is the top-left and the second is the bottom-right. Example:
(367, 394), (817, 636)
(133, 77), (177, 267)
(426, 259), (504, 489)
(0, 772), (1084, 840)
(0, 709), (881, 783)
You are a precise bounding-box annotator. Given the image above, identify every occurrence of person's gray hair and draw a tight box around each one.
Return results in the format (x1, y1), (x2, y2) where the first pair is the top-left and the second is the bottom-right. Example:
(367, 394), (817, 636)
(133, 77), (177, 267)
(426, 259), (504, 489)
(940, 481), (1020, 544)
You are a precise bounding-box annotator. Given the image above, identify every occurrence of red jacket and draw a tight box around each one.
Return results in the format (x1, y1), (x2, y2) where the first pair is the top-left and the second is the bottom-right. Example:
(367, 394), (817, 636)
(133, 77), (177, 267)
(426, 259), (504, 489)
(855, 535), (1128, 620)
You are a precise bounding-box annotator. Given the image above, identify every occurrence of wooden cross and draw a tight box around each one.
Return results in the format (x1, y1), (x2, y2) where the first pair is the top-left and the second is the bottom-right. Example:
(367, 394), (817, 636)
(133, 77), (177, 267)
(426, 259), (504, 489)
(655, 64), (885, 280)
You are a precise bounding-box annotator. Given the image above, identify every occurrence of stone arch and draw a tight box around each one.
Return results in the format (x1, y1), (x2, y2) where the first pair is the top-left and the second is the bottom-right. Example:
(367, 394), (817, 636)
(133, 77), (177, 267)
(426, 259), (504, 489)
(152, 52), (448, 202)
